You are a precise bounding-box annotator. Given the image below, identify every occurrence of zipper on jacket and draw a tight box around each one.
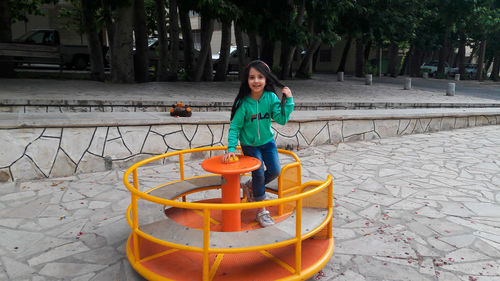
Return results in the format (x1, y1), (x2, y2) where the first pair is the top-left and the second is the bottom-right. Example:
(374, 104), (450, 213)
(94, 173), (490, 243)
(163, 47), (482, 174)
(256, 100), (260, 140)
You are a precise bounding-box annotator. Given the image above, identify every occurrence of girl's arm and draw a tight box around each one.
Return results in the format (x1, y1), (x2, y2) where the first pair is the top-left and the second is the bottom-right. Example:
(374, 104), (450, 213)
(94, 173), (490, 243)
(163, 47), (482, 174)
(271, 87), (294, 125)
(227, 105), (245, 153)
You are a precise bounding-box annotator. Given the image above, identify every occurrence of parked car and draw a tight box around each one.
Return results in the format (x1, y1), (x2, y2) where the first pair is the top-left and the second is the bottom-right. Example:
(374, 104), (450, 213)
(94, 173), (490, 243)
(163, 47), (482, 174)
(8, 29), (93, 69)
(447, 63), (479, 79)
(420, 61), (457, 77)
(464, 63), (478, 78)
(212, 46), (250, 73)
(106, 37), (199, 68)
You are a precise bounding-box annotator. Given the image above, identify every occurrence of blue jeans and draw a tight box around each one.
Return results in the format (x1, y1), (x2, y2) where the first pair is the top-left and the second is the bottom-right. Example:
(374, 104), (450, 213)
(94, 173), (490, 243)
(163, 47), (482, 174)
(241, 139), (281, 201)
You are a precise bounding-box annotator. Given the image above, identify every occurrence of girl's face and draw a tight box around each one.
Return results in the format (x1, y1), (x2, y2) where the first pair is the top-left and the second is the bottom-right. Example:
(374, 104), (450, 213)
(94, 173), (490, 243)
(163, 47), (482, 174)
(248, 67), (266, 94)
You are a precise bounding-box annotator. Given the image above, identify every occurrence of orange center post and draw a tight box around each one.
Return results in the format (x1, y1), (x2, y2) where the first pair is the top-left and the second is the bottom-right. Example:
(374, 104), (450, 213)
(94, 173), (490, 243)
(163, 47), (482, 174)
(201, 155), (261, 231)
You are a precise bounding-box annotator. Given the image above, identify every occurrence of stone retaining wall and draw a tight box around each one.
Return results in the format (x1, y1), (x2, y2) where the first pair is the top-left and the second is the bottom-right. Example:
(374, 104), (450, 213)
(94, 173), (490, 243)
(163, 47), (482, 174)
(3, 102), (500, 113)
(1, 110), (499, 182)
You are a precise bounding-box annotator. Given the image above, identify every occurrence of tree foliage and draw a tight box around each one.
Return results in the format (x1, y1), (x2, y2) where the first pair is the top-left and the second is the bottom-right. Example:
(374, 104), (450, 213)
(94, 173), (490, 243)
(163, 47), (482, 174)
(2, 0), (500, 81)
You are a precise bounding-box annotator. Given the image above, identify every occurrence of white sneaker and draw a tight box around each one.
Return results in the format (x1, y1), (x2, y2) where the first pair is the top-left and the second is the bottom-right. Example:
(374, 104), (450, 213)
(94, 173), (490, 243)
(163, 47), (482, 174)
(256, 210), (275, 227)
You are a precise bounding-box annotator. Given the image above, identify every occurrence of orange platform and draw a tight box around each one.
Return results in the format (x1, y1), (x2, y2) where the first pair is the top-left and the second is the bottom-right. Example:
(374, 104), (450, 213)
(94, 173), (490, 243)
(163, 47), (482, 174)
(127, 202), (334, 281)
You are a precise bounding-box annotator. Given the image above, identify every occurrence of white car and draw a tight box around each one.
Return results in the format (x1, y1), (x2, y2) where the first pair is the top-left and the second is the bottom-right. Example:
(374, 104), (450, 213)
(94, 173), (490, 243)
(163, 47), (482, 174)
(464, 63), (478, 78)
(212, 46), (250, 73)
(212, 46), (237, 60)
(106, 38), (199, 68)
(420, 61), (457, 77)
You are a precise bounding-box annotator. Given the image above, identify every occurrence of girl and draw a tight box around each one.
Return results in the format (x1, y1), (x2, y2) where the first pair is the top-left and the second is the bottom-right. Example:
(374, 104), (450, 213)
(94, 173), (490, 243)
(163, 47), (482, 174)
(222, 60), (294, 227)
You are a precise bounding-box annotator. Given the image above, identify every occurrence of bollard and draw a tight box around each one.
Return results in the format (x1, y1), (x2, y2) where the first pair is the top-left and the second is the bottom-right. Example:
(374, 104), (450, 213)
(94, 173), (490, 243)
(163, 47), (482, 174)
(337, 71), (344, 82)
(104, 156), (113, 170)
(455, 74), (460, 81)
(365, 74), (372, 85)
(423, 72), (429, 79)
(404, 78), (411, 90)
(446, 83), (455, 96)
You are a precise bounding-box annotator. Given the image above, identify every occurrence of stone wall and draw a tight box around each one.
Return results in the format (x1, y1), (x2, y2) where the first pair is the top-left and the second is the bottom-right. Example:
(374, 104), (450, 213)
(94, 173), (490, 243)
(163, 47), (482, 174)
(1, 112), (499, 182)
(3, 102), (500, 113)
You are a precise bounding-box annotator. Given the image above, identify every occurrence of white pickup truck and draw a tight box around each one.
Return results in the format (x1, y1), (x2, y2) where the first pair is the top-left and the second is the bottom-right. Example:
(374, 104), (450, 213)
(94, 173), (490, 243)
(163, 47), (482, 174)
(0, 29), (94, 70)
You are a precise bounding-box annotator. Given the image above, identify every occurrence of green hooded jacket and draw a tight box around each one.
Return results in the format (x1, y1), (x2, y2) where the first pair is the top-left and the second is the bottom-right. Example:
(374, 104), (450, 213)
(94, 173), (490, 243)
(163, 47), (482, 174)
(228, 91), (294, 152)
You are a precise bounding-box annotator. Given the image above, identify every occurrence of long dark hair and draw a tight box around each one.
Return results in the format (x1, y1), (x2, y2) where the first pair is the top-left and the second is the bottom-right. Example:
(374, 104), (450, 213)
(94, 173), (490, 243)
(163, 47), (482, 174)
(230, 60), (287, 121)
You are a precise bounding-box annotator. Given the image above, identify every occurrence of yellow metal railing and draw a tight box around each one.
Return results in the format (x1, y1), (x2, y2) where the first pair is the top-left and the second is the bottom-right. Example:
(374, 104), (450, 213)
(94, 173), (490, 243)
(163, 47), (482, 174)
(122, 146), (332, 281)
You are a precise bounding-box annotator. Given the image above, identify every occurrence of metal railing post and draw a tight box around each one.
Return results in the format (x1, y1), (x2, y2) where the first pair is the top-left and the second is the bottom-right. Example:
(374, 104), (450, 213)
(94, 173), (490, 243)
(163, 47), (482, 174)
(295, 198), (303, 276)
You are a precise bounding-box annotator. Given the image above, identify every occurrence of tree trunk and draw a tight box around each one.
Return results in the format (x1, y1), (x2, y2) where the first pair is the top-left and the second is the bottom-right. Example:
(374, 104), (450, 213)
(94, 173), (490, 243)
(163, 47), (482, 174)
(280, 0), (305, 80)
(193, 16), (214, 82)
(249, 32), (259, 60)
(178, 2), (195, 78)
(386, 43), (399, 77)
(437, 32), (450, 77)
(81, 0), (105, 81)
(476, 38), (486, 81)
(295, 38), (321, 78)
(410, 46), (422, 77)
(490, 52), (500, 81)
(203, 45), (213, 81)
(155, 0), (168, 81)
(364, 40), (371, 61)
(261, 38), (275, 68)
(457, 32), (466, 76)
(312, 45), (319, 72)
(280, 44), (295, 80)
(102, 0), (114, 63)
(485, 57), (493, 75)
(0, 0), (11, 42)
(234, 22), (245, 80)
(399, 45), (412, 76)
(133, 0), (148, 83)
(168, 0), (179, 81)
(355, 38), (364, 77)
(0, 0), (14, 77)
(337, 36), (352, 73)
(214, 20), (231, 81)
(111, 3), (135, 83)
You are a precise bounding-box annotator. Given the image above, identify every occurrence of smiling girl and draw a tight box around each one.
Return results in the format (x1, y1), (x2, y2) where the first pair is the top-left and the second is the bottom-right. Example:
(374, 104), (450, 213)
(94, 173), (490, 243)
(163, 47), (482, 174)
(222, 60), (294, 227)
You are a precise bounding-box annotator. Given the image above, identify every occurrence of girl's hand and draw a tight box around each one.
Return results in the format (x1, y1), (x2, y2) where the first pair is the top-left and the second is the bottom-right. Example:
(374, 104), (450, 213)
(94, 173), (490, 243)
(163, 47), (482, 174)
(222, 152), (236, 164)
(282, 86), (292, 98)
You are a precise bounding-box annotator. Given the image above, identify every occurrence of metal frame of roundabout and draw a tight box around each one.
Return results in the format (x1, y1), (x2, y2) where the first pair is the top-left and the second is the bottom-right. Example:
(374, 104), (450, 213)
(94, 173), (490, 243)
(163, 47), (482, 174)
(123, 146), (334, 281)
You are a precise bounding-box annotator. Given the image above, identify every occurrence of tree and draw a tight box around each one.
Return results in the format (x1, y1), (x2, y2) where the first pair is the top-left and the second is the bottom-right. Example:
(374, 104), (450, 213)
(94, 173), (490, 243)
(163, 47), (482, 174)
(296, 0), (344, 78)
(168, 0), (180, 81)
(193, 14), (214, 81)
(279, 0), (306, 79)
(111, 1), (135, 83)
(155, 0), (169, 81)
(234, 22), (245, 79)
(80, 0), (105, 81)
(178, 0), (197, 80)
(212, 0), (239, 81)
(134, 0), (149, 82)
(214, 20), (231, 81)
(469, 0), (500, 81)
(0, 0), (14, 77)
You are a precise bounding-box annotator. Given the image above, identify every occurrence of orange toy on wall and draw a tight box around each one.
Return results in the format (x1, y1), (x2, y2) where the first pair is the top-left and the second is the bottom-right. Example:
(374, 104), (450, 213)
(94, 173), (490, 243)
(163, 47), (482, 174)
(170, 102), (192, 117)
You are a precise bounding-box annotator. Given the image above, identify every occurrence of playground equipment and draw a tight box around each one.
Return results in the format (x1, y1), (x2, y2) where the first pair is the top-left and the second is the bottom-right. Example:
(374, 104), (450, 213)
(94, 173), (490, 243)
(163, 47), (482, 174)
(123, 146), (334, 281)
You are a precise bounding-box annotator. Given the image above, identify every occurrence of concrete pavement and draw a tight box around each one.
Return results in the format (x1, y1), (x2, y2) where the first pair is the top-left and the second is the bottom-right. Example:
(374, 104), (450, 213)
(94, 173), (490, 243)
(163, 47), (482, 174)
(1, 73), (500, 280)
(1, 124), (499, 280)
(1, 74), (499, 108)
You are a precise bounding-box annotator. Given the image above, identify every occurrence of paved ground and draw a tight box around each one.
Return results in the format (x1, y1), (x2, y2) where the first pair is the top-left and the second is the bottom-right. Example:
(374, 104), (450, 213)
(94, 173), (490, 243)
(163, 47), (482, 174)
(1, 124), (499, 280)
(1, 74), (500, 280)
(371, 76), (500, 101)
(1, 74), (499, 106)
